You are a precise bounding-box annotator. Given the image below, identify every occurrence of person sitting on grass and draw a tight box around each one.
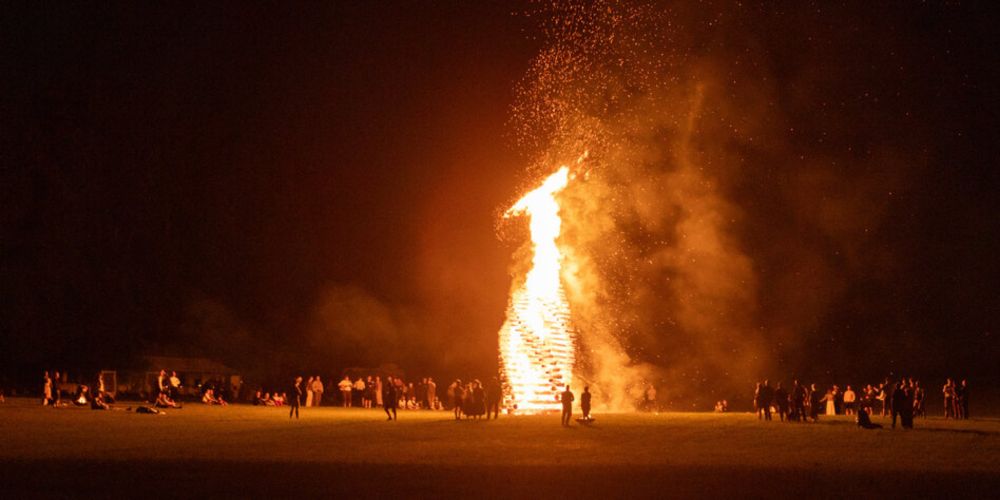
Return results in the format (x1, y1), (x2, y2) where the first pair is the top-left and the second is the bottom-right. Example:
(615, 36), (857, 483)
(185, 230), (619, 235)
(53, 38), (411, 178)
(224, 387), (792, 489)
(156, 391), (181, 408)
(273, 393), (285, 406)
(91, 391), (111, 410)
(73, 384), (91, 406)
(857, 406), (882, 429)
(202, 388), (221, 405)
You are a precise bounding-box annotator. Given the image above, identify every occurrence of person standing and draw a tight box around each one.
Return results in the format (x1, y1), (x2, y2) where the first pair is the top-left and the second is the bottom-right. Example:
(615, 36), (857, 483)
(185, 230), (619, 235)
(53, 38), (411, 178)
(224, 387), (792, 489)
(353, 377), (366, 408)
(791, 380), (806, 422)
(560, 386), (575, 426)
(809, 384), (822, 422)
(891, 381), (907, 429)
(953, 379), (966, 419)
(843, 386), (856, 416)
(760, 380), (774, 421)
(364, 376), (375, 409)
(823, 387), (836, 416)
(426, 377), (437, 410)
(773, 383), (789, 422)
(485, 377), (501, 419)
(339, 376), (353, 408)
(644, 384), (657, 412)
(581, 386), (592, 420)
(876, 382), (888, 417)
(305, 376), (314, 408)
(169, 371), (181, 400)
(913, 381), (925, 418)
(942, 379), (955, 418)
(417, 378), (428, 409)
(374, 376), (383, 407)
(383, 377), (398, 421)
(289, 376), (302, 419)
(959, 380), (969, 419)
(312, 376), (324, 407)
(753, 382), (762, 419)
(901, 380), (915, 429)
(447, 380), (456, 411)
(453, 379), (464, 420)
(43, 371), (52, 406)
(156, 370), (167, 396)
(471, 380), (486, 420)
(53, 371), (63, 405)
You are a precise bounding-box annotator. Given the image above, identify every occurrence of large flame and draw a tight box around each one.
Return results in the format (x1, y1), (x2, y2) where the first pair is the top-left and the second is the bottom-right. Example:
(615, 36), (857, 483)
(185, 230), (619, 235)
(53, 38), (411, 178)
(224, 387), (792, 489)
(499, 166), (576, 413)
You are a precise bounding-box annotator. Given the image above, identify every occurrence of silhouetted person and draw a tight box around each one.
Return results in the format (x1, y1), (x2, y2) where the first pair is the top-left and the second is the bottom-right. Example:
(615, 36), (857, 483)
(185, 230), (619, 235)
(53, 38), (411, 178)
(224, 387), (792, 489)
(856, 406), (882, 429)
(891, 382), (908, 429)
(453, 379), (464, 420)
(959, 379), (969, 419)
(561, 386), (574, 426)
(383, 377), (398, 421)
(471, 380), (486, 420)
(773, 383), (789, 422)
(53, 371), (63, 405)
(760, 380), (774, 421)
(791, 380), (806, 422)
(953, 379), (966, 419)
(809, 383), (822, 422)
(901, 380), (914, 429)
(581, 386), (592, 420)
(289, 376), (302, 419)
(485, 377), (501, 419)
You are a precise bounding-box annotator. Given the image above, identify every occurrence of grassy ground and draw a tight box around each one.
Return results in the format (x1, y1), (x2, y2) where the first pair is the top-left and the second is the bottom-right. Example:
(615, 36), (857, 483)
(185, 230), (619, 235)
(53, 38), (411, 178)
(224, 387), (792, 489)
(1, 397), (998, 498)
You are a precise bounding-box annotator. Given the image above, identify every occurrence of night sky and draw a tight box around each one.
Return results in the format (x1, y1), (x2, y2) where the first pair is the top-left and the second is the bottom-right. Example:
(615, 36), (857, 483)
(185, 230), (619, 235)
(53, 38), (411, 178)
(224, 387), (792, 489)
(2, 2), (997, 398)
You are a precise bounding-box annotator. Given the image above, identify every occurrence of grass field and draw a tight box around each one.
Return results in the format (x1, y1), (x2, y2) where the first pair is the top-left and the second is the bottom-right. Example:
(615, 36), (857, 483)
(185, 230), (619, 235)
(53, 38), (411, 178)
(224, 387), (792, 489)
(2, 398), (998, 498)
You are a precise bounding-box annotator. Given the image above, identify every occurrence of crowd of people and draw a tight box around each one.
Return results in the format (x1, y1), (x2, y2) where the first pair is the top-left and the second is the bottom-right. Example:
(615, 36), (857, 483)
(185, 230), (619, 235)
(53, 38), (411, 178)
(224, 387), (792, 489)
(753, 377), (970, 429)
(32, 367), (975, 430)
(279, 374), (506, 421)
(41, 370), (119, 411)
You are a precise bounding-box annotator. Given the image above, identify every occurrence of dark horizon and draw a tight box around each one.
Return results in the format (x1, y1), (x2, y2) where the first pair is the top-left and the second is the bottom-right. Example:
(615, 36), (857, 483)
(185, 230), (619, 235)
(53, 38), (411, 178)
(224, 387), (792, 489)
(2, 2), (998, 398)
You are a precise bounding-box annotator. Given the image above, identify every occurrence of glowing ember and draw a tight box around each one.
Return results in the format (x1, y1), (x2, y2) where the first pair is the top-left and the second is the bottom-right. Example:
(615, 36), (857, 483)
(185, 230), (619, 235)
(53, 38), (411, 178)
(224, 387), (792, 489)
(499, 166), (576, 413)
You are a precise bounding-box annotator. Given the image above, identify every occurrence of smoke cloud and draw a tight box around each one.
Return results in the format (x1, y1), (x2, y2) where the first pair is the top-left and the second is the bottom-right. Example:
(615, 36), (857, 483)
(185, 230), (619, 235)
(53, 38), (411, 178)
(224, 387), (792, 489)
(508, 1), (937, 409)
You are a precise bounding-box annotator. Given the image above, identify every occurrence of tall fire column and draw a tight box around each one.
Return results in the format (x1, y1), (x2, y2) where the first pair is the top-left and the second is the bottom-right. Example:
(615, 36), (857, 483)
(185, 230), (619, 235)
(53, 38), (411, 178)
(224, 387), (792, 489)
(498, 166), (576, 413)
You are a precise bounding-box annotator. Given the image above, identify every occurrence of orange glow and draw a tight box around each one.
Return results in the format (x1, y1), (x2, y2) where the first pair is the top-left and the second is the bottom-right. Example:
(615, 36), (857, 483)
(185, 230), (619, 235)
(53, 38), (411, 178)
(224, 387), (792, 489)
(499, 166), (575, 413)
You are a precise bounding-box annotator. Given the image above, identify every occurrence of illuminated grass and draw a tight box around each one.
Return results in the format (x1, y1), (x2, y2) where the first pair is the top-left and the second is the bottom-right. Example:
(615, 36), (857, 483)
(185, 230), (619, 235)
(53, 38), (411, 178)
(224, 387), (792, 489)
(1, 398), (997, 474)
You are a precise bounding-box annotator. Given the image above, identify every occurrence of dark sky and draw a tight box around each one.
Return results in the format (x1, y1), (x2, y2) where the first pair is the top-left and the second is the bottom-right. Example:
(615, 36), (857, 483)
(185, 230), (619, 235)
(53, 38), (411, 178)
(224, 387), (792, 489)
(2, 2), (998, 391)
(2, 2), (539, 380)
